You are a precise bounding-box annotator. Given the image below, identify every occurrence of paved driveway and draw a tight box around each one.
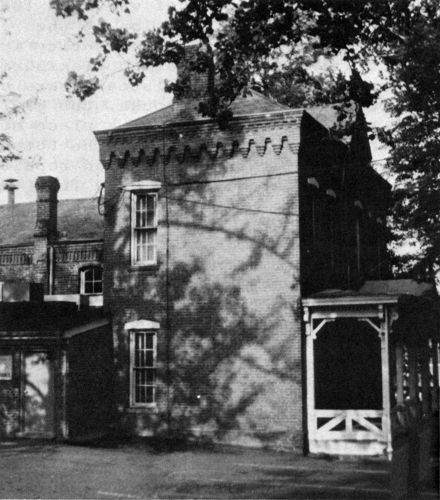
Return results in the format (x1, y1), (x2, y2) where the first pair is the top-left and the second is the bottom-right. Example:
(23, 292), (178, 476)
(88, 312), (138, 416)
(0, 439), (435, 499)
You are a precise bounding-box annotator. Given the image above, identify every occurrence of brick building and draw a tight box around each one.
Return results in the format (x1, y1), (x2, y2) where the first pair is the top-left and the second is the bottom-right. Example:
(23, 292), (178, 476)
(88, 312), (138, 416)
(0, 52), (437, 460)
(94, 53), (393, 451)
(0, 178), (110, 440)
(0, 177), (103, 305)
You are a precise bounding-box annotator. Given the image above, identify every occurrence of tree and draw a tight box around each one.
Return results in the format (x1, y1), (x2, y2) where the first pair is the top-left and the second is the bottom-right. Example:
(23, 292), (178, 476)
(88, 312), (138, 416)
(49, 0), (440, 274)
(0, 7), (22, 165)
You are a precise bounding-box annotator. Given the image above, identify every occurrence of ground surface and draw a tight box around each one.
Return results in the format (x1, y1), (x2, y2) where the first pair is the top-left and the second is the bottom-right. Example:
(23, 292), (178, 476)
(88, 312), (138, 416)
(0, 440), (437, 499)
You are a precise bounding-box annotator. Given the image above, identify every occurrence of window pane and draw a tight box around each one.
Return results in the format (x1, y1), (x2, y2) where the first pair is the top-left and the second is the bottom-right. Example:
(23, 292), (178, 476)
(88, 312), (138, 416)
(146, 386), (154, 403)
(85, 281), (93, 294)
(145, 333), (153, 349)
(146, 368), (154, 384)
(145, 351), (153, 367)
(147, 245), (155, 262)
(135, 371), (141, 402)
(136, 195), (146, 227)
(146, 195), (155, 227)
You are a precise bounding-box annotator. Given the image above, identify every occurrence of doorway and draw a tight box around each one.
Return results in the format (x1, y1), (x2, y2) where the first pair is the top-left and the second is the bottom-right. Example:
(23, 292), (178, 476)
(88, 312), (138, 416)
(22, 352), (55, 438)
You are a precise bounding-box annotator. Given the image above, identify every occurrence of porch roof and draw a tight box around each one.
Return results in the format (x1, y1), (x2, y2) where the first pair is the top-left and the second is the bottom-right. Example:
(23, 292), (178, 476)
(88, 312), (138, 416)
(0, 302), (107, 337)
(302, 279), (440, 343)
(302, 279), (437, 308)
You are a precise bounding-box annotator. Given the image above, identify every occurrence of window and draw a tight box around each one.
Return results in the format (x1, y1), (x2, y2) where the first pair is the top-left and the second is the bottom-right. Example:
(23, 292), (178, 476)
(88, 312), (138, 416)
(80, 266), (103, 294)
(132, 192), (158, 265)
(130, 330), (156, 406)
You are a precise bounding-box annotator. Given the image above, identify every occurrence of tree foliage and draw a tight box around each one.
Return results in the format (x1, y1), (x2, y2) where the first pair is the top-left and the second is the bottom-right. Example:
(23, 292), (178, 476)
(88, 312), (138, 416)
(50, 0), (440, 273)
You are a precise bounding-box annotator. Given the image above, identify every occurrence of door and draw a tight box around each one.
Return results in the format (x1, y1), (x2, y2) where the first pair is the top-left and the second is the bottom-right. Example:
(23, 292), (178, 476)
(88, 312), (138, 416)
(22, 352), (54, 437)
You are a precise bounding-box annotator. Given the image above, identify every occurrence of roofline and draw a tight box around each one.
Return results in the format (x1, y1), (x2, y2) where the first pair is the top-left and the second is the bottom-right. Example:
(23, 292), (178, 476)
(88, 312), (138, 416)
(0, 318), (109, 337)
(55, 238), (103, 245)
(302, 295), (399, 307)
(94, 108), (305, 138)
(0, 196), (99, 209)
(0, 334), (60, 339)
(64, 318), (109, 338)
(0, 243), (33, 250)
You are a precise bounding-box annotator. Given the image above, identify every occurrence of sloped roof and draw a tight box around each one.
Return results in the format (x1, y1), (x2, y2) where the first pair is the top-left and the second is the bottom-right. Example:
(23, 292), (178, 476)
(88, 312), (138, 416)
(306, 106), (340, 130)
(0, 198), (103, 246)
(360, 279), (435, 297)
(115, 91), (291, 130)
(308, 280), (436, 300)
(0, 301), (106, 332)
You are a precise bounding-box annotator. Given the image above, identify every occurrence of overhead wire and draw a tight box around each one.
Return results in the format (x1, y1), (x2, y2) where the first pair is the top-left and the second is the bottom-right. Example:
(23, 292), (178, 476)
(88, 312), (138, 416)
(165, 195), (298, 216)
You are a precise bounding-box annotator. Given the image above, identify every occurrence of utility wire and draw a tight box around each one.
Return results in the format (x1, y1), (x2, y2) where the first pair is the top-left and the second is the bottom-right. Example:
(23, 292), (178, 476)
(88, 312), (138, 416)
(167, 170), (298, 187)
(165, 195), (298, 216)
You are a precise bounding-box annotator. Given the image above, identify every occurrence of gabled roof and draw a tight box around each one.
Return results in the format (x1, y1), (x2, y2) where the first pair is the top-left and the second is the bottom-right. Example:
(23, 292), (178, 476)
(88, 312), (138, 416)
(0, 198), (103, 246)
(114, 91), (291, 130)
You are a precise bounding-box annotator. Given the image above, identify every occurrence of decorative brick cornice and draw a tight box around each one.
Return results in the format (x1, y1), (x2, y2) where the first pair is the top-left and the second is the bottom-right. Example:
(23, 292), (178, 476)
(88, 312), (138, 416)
(54, 241), (103, 263)
(100, 135), (299, 171)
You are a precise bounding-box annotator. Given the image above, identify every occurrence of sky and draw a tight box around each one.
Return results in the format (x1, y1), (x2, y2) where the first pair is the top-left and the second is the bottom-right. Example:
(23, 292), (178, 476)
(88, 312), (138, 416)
(0, 0), (389, 204)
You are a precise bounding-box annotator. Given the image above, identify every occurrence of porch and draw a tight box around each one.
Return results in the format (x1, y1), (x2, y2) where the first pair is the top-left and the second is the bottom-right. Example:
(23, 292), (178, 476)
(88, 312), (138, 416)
(302, 280), (439, 462)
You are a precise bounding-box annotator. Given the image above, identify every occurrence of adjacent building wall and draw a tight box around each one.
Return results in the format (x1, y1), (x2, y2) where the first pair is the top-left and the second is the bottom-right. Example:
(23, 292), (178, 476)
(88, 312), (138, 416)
(299, 112), (390, 295)
(0, 177), (103, 297)
(67, 323), (114, 440)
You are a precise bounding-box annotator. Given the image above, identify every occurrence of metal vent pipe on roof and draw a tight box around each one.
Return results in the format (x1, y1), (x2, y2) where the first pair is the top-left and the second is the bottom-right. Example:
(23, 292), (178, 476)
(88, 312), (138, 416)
(4, 178), (18, 206)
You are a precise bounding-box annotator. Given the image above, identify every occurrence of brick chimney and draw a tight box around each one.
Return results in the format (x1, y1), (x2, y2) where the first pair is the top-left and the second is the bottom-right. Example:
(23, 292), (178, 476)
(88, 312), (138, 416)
(173, 44), (211, 102)
(33, 176), (60, 294)
(34, 176), (60, 240)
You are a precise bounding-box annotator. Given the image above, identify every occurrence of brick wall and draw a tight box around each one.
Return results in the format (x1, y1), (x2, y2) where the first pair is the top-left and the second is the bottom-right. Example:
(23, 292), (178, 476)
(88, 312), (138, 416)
(99, 111), (304, 450)
(0, 240), (103, 296)
(0, 246), (33, 282)
(52, 241), (103, 295)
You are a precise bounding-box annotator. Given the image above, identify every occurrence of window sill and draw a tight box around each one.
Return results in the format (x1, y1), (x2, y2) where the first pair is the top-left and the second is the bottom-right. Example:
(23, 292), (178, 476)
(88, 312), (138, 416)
(128, 264), (160, 273)
(127, 404), (158, 413)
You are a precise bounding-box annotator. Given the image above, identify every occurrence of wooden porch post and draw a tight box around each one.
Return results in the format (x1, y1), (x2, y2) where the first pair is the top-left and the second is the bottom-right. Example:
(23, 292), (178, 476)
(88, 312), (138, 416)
(431, 340), (439, 412)
(420, 343), (431, 416)
(60, 349), (69, 439)
(395, 343), (404, 406)
(381, 306), (392, 459)
(408, 345), (418, 402)
(304, 307), (316, 451)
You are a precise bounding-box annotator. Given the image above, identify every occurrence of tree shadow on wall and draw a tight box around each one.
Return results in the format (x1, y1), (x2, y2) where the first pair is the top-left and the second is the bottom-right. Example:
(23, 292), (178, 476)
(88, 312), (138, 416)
(105, 125), (301, 447)
(152, 260), (263, 444)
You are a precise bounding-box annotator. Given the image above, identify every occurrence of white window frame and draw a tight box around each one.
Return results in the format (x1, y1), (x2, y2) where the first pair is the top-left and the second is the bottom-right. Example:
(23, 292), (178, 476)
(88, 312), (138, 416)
(130, 188), (160, 267)
(125, 320), (159, 408)
(80, 265), (103, 295)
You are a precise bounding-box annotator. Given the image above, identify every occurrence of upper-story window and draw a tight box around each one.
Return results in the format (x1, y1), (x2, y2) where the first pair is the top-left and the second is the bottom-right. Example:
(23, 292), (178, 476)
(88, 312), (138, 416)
(131, 191), (158, 266)
(133, 192), (157, 264)
(80, 265), (103, 294)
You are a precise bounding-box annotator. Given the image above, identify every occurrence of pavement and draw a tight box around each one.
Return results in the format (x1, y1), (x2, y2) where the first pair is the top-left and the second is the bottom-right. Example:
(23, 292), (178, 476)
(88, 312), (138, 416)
(0, 439), (437, 499)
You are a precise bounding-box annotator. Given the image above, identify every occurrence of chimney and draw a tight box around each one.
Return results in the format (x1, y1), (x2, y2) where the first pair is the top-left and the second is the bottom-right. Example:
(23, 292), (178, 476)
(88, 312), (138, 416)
(173, 44), (211, 102)
(34, 176), (60, 240)
(4, 179), (18, 206)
